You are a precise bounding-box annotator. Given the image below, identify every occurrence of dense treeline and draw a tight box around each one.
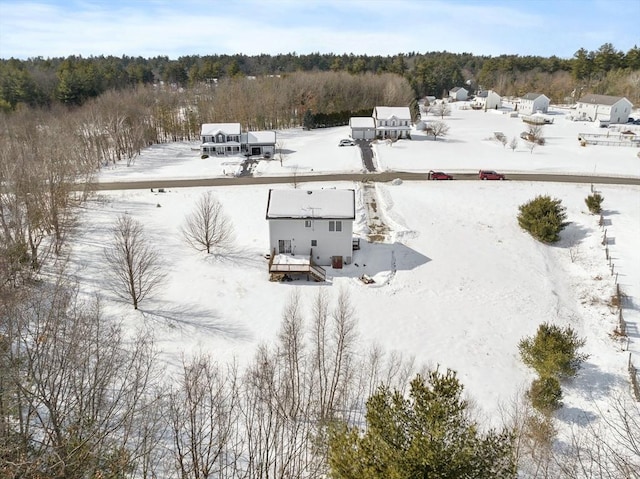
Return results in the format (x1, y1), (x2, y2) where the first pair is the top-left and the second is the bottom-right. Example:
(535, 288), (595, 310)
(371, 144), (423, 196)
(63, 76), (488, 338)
(2, 44), (639, 112)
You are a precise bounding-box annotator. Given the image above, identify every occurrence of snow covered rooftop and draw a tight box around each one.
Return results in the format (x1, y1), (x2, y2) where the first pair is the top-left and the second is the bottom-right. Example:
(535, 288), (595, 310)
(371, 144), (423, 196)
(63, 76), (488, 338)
(373, 106), (411, 119)
(247, 130), (276, 144)
(266, 189), (355, 219)
(201, 123), (241, 136)
(350, 117), (375, 128)
(522, 92), (547, 100)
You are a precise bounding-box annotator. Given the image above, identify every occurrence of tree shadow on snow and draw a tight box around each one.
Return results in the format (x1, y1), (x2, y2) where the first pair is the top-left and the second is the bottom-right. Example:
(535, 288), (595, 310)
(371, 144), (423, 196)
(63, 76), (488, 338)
(139, 302), (251, 341)
(563, 361), (623, 404)
(556, 222), (590, 248)
(203, 246), (267, 270)
(556, 406), (598, 426)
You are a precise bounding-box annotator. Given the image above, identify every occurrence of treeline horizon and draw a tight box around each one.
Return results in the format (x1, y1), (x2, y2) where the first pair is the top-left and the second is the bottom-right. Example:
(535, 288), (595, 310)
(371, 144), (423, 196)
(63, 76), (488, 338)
(1, 43), (639, 111)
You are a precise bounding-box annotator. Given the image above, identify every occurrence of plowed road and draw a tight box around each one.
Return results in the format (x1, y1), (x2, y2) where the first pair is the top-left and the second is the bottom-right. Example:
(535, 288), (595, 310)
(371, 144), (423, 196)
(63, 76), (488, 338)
(93, 172), (640, 191)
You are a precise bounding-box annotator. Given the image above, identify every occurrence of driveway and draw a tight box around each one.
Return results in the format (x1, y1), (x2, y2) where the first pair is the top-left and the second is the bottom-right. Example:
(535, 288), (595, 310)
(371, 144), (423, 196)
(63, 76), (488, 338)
(356, 139), (376, 172)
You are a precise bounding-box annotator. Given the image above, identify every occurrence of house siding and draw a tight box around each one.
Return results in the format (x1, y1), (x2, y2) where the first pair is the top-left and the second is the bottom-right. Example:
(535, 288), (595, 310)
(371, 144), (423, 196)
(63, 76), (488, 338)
(269, 218), (353, 266)
(520, 95), (550, 115)
(575, 96), (633, 124)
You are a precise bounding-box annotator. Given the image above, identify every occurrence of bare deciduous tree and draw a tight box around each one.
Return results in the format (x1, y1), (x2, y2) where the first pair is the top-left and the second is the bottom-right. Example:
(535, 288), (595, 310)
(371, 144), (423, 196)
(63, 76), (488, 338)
(430, 120), (450, 141)
(527, 124), (545, 145)
(168, 354), (239, 479)
(510, 136), (519, 152)
(432, 102), (451, 119)
(105, 214), (165, 309)
(0, 278), (163, 478)
(182, 191), (233, 254)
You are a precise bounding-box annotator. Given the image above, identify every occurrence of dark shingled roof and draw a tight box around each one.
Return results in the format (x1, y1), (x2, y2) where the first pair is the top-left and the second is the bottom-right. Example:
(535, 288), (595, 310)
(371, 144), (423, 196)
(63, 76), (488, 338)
(578, 94), (626, 105)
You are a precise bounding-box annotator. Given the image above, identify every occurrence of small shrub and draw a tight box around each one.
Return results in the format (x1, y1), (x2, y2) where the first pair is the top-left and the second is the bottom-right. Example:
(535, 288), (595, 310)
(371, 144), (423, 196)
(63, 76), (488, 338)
(524, 411), (557, 444)
(517, 195), (568, 243)
(528, 376), (562, 413)
(585, 192), (604, 214)
(519, 322), (588, 379)
(201, 154), (209, 159)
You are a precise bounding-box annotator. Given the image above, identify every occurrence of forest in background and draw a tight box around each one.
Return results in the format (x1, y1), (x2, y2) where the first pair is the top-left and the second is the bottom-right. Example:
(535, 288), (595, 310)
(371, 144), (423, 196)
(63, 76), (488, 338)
(1, 43), (639, 112)
(1, 45), (640, 477)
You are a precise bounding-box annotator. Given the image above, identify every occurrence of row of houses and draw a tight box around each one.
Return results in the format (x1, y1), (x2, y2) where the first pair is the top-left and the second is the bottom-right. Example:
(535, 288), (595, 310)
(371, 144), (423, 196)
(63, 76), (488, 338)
(200, 105), (414, 158)
(447, 87), (634, 123)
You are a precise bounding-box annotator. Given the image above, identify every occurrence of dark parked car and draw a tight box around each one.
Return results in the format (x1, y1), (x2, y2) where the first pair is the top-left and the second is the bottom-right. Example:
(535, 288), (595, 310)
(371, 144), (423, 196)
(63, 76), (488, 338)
(428, 170), (453, 180)
(479, 170), (505, 180)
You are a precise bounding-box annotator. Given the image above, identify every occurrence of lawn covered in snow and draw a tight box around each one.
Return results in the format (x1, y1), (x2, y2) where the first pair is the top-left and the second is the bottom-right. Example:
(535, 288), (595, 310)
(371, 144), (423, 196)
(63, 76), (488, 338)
(98, 103), (640, 181)
(76, 105), (640, 432)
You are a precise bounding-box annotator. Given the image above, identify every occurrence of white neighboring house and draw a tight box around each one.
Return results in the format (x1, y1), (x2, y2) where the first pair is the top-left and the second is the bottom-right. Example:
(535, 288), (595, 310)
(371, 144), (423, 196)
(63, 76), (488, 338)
(200, 123), (242, 157)
(519, 93), (550, 115)
(575, 94), (633, 124)
(266, 189), (355, 269)
(473, 90), (502, 110)
(349, 117), (376, 140)
(200, 123), (276, 157)
(373, 106), (412, 139)
(449, 87), (469, 101)
(246, 131), (276, 157)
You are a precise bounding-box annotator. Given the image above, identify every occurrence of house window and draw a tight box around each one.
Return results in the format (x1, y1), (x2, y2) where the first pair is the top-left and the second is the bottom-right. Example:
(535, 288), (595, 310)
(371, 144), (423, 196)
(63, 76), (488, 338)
(329, 220), (342, 232)
(305, 220), (311, 228)
(311, 240), (317, 247)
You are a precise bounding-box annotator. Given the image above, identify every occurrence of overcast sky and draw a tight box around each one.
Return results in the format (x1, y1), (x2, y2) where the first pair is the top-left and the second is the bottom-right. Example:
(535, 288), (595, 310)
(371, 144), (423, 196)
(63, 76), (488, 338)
(0, 0), (638, 60)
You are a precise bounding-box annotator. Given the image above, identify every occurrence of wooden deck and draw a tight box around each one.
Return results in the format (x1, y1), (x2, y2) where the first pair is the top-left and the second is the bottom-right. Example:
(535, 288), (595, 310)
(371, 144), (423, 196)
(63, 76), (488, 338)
(268, 249), (326, 282)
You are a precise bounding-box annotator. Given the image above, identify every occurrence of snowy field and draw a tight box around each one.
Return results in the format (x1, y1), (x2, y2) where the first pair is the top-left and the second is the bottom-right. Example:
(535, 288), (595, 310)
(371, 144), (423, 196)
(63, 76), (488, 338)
(98, 103), (640, 181)
(75, 105), (640, 432)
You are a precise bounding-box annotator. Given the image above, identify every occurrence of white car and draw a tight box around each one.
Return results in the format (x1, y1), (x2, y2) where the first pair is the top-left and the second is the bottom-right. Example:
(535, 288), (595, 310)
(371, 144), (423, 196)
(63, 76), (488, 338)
(338, 139), (356, 147)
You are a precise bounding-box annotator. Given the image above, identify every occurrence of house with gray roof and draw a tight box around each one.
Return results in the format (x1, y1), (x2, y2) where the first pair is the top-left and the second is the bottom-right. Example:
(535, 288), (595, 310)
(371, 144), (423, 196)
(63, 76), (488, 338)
(519, 93), (550, 115)
(575, 94), (633, 124)
(449, 87), (469, 101)
(472, 90), (501, 110)
(200, 123), (276, 157)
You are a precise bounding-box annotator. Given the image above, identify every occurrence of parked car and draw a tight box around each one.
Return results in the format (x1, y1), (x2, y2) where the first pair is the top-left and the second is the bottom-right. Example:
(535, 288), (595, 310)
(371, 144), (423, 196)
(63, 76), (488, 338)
(338, 139), (355, 146)
(428, 170), (453, 180)
(479, 170), (505, 180)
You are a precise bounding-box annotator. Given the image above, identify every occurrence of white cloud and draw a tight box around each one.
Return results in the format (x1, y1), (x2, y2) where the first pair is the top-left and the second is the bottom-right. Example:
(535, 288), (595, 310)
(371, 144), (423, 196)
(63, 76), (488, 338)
(0, 0), (637, 59)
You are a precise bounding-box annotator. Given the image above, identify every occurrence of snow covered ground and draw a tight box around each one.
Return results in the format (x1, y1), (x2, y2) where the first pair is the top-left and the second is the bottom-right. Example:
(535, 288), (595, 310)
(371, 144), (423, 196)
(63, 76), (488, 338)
(78, 104), (640, 431)
(98, 103), (640, 181)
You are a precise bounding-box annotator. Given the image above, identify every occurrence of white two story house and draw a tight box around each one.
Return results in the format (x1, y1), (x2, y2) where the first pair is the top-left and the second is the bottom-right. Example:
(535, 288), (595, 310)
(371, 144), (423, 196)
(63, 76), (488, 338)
(575, 94), (633, 124)
(200, 123), (276, 157)
(519, 93), (550, 115)
(449, 87), (469, 101)
(266, 189), (355, 270)
(473, 90), (502, 110)
(373, 106), (412, 139)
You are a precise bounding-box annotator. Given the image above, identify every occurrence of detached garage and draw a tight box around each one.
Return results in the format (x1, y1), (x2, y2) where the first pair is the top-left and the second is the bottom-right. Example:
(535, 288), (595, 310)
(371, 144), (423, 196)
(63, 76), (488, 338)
(349, 117), (376, 140)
